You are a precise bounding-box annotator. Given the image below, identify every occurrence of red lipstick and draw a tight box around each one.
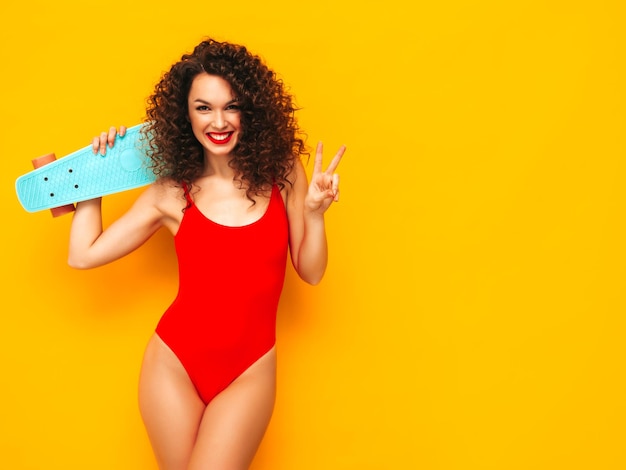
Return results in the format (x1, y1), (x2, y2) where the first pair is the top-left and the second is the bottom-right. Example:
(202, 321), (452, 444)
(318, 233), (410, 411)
(207, 132), (234, 145)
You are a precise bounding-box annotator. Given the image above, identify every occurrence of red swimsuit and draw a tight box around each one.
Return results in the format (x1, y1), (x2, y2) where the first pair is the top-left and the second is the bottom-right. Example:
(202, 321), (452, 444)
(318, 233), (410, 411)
(155, 185), (288, 404)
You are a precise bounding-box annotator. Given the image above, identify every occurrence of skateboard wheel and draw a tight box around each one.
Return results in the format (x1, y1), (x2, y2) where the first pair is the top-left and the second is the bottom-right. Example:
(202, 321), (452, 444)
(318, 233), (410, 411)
(50, 204), (76, 217)
(31, 153), (57, 169)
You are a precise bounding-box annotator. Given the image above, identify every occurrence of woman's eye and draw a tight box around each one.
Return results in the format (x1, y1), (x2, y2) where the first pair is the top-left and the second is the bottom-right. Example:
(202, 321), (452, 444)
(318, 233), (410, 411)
(196, 105), (210, 111)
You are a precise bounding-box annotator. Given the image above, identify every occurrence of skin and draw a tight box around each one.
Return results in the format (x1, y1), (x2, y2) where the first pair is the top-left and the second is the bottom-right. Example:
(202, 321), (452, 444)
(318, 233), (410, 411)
(69, 73), (345, 470)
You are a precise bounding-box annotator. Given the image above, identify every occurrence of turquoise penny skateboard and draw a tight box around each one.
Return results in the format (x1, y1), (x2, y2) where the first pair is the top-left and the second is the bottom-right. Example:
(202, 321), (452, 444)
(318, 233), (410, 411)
(16, 124), (156, 217)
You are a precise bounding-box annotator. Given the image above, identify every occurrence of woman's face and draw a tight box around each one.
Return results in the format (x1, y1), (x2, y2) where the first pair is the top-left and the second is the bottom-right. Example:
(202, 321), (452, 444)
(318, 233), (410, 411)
(187, 73), (242, 158)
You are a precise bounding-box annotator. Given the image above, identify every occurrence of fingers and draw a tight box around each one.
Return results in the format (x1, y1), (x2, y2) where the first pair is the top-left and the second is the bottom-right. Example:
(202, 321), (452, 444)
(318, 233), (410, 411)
(314, 142), (324, 174)
(91, 126), (126, 155)
(325, 145), (346, 175)
(312, 141), (345, 206)
(332, 173), (340, 202)
(91, 136), (100, 154)
(98, 131), (108, 155)
(314, 141), (346, 175)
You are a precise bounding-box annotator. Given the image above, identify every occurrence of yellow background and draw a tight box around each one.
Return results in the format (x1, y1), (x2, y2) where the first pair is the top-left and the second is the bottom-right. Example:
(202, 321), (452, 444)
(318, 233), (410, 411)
(1, 0), (625, 469)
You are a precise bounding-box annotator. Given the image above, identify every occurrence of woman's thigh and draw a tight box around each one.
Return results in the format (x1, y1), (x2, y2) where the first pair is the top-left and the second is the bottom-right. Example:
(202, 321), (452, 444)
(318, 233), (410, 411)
(187, 347), (277, 470)
(138, 333), (205, 470)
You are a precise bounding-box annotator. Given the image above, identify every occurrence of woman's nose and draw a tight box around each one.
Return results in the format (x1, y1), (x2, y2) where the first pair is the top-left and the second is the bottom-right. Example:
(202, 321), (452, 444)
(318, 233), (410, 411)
(213, 111), (227, 129)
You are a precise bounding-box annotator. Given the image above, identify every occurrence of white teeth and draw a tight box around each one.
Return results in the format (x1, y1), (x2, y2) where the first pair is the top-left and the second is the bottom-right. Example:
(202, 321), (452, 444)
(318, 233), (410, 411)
(209, 133), (229, 141)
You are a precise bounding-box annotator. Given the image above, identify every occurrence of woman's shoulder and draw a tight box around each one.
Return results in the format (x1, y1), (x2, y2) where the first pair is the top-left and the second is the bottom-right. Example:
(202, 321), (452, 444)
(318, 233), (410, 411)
(152, 176), (183, 191)
(140, 177), (186, 211)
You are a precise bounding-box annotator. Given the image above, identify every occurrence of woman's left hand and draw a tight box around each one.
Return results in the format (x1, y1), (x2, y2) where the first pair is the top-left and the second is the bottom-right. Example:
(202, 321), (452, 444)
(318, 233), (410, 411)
(305, 142), (346, 214)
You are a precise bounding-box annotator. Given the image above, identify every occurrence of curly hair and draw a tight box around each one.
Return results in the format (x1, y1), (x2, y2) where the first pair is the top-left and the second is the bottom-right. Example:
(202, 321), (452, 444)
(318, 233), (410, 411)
(141, 38), (308, 201)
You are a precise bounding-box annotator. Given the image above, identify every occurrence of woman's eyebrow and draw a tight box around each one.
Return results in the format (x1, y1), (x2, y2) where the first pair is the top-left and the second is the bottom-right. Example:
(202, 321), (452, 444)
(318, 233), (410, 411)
(192, 98), (239, 105)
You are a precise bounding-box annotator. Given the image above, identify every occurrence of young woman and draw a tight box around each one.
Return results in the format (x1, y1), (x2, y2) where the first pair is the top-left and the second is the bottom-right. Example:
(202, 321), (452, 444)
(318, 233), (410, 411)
(68, 38), (345, 469)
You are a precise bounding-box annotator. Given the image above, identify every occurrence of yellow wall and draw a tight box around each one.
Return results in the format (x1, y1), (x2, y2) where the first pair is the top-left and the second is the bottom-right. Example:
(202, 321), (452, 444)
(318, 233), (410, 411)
(2, 1), (625, 468)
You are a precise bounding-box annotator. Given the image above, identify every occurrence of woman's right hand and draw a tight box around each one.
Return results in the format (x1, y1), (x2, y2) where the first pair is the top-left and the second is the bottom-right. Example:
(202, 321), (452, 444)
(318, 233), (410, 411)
(92, 125), (127, 155)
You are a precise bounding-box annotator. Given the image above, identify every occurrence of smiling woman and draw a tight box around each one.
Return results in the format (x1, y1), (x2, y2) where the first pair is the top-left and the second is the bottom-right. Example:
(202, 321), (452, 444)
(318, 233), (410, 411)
(67, 38), (346, 470)
(188, 75), (241, 151)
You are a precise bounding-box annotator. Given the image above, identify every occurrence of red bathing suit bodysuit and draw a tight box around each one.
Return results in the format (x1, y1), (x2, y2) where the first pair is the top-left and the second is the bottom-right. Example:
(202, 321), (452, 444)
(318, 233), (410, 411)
(155, 184), (288, 404)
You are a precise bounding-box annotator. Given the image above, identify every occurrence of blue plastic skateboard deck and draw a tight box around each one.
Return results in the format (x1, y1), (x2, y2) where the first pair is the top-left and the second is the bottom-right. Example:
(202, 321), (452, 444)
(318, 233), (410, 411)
(16, 124), (156, 214)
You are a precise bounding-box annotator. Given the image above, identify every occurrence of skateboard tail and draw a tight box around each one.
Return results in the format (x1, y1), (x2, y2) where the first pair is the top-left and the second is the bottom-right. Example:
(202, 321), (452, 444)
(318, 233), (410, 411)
(26, 153), (76, 216)
(15, 124), (156, 215)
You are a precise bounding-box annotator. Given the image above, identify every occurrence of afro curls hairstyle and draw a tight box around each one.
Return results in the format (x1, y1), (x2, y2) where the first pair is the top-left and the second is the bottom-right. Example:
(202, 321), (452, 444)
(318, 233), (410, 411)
(142, 38), (308, 201)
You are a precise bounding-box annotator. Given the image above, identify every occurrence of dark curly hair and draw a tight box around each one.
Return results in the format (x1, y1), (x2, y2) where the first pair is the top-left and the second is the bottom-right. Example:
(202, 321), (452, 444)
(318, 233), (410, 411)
(142, 38), (308, 200)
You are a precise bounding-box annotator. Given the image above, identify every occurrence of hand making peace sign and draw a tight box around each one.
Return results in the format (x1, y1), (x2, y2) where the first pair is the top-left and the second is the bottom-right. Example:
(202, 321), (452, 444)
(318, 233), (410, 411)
(305, 142), (346, 214)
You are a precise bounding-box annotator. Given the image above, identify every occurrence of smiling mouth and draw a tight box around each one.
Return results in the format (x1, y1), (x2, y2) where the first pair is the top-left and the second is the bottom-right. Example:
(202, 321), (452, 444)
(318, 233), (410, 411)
(206, 132), (234, 145)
